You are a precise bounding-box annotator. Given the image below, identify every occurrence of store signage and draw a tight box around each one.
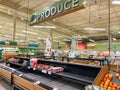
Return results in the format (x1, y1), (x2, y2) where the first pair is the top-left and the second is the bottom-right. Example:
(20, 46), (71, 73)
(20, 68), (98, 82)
(71, 37), (76, 53)
(9, 41), (17, 46)
(0, 41), (5, 45)
(28, 44), (39, 48)
(45, 37), (52, 53)
(30, 0), (84, 25)
(113, 46), (117, 55)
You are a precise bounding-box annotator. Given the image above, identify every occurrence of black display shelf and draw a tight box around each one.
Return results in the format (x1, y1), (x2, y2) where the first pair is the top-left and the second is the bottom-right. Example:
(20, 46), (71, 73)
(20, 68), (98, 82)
(6, 57), (108, 90)
(37, 59), (101, 85)
(15, 56), (30, 61)
(0, 64), (53, 90)
(8, 61), (24, 67)
(37, 59), (102, 69)
(54, 72), (94, 84)
(74, 58), (107, 66)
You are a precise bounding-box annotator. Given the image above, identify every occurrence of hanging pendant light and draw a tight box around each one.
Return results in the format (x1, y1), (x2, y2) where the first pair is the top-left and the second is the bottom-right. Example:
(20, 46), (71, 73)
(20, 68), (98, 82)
(112, 0), (120, 4)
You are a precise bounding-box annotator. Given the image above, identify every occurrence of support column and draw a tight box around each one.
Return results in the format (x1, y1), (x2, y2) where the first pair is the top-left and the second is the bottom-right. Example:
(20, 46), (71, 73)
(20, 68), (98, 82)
(13, 11), (16, 42)
(50, 29), (53, 49)
(108, 0), (111, 57)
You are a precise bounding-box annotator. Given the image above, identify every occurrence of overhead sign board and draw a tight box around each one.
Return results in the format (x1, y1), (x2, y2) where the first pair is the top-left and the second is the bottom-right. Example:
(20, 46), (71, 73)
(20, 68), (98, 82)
(28, 44), (39, 48)
(9, 41), (17, 46)
(30, 0), (84, 25)
(0, 41), (5, 45)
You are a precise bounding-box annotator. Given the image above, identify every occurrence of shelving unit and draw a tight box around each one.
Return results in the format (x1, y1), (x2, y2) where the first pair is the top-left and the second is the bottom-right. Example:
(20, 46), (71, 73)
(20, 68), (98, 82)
(4, 57), (109, 90)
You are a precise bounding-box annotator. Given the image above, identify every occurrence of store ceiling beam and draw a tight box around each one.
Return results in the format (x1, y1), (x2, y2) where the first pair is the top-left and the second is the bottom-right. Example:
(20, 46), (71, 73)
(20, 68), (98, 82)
(0, 0), (33, 14)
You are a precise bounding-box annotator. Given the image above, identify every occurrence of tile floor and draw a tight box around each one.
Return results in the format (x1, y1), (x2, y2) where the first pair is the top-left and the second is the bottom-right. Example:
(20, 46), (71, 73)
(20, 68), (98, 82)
(0, 80), (12, 90)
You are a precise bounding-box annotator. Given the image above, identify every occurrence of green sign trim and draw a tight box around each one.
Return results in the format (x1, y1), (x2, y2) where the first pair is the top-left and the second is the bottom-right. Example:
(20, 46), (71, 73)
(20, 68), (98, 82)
(30, 0), (84, 25)
(0, 41), (5, 45)
(28, 44), (39, 48)
(9, 41), (17, 46)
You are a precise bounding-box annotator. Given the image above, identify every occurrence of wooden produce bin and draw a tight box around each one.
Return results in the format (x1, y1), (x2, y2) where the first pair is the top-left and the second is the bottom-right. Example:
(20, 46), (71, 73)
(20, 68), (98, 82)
(13, 75), (34, 90)
(33, 84), (47, 90)
(110, 64), (119, 72)
(93, 66), (108, 85)
(2, 53), (18, 60)
(0, 68), (12, 80)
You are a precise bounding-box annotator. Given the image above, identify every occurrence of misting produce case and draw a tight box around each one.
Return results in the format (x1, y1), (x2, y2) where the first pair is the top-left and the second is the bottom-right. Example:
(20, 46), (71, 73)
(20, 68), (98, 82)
(0, 57), (108, 90)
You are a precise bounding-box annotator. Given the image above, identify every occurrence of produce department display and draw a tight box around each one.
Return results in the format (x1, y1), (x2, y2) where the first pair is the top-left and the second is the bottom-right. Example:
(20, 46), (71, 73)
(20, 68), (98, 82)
(99, 72), (120, 90)
(4, 57), (109, 90)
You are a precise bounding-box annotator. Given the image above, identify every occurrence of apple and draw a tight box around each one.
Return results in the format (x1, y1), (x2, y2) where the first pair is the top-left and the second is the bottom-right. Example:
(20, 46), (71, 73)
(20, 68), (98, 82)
(108, 74), (113, 79)
(105, 73), (109, 78)
(115, 73), (120, 78)
(113, 83), (118, 88)
(117, 86), (120, 90)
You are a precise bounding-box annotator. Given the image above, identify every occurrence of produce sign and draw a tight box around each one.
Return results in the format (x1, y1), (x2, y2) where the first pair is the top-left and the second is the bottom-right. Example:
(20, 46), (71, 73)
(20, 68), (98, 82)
(45, 37), (52, 53)
(30, 0), (84, 25)
(0, 41), (5, 45)
(28, 43), (39, 48)
(9, 41), (17, 46)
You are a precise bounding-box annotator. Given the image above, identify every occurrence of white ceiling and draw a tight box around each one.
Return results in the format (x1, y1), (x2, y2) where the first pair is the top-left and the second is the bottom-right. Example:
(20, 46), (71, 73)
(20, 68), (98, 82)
(0, 0), (120, 47)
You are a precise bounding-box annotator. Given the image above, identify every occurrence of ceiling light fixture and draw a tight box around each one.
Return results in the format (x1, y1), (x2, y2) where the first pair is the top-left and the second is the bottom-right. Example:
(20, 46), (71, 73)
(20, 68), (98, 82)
(89, 39), (95, 42)
(21, 17), (24, 20)
(83, 1), (86, 5)
(33, 26), (56, 29)
(3, 35), (12, 38)
(112, 38), (117, 41)
(84, 27), (105, 31)
(19, 40), (26, 43)
(22, 30), (37, 35)
(16, 34), (25, 36)
(112, 0), (120, 4)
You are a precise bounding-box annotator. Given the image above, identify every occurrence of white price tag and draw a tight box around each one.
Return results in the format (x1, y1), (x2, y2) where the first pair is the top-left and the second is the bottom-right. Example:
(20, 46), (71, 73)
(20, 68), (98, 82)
(41, 70), (47, 73)
(48, 71), (51, 75)
(19, 74), (22, 77)
(34, 80), (41, 85)
(53, 88), (59, 90)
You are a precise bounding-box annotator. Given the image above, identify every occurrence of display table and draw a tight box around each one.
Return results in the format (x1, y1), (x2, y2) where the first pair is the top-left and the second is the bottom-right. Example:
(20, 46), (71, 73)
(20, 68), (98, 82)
(2, 57), (109, 90)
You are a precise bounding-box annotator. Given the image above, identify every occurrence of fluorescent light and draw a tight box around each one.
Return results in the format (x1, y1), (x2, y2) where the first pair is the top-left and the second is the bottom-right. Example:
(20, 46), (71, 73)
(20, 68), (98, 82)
(28, 39), (36, 41)
(112, 38), (117, 41)
(16, 34), (25, 36)
(83, 1), (86, 5)
(112, 0), (120, 4)
(21, 17), (24, 20)
(33, 25), (56, 29)
(3, 38), (11, 40)
(22, 30), (37, 35)
(19, 40), (26, 43)
(89, 39), (95, 42)
(84, 28), (105, 31)
(3, 35), (12, 38)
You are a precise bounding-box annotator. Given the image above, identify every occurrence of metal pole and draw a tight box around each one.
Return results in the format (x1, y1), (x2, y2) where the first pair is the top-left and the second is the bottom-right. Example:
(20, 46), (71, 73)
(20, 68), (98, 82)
(13, 11), (16, 42)
(107, 0), (111, 70)
(108, 0), (111, 57)
(25, 0), (29, 57)
(50, 29), (53, 49)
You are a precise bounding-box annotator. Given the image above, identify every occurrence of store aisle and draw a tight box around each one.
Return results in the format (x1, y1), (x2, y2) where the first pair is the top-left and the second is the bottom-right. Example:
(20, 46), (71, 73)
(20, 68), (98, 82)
(0, 80), (12, 90)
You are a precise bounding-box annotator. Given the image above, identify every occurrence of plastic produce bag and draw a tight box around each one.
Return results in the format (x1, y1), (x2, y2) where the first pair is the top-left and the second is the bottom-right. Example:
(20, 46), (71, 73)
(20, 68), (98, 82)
(85, 85), (104, 90)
